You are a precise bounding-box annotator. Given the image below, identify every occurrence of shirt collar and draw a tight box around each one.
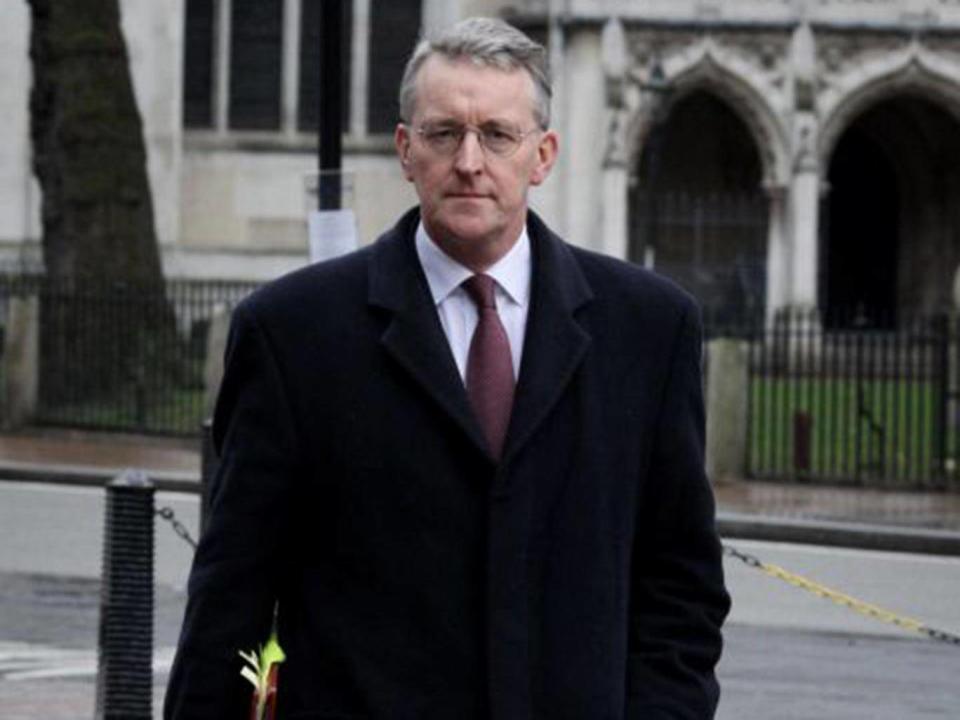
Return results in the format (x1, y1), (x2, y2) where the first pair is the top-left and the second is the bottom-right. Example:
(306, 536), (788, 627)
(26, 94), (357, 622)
(415, 221), (531, 308)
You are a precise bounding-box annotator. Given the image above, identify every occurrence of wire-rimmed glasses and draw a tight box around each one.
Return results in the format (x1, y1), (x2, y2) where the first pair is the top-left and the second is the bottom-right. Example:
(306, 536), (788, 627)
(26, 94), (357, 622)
(413, 121), (540, 158)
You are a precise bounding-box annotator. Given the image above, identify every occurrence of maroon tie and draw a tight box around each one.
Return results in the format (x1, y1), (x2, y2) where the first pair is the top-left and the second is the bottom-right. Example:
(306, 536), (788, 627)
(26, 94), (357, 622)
(463, 274), (515, 460)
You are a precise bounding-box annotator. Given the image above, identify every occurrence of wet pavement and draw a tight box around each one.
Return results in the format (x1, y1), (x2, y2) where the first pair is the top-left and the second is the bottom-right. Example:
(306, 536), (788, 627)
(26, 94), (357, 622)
(0, 429), (199, 478)
(0, 571), (183, 719)
(717, 478), (960, 531)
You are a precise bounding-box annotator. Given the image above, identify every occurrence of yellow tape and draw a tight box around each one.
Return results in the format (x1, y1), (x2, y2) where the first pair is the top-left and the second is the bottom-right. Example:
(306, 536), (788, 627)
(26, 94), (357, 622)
(759, 562), (925, 633)
(724, 543), (960, 645)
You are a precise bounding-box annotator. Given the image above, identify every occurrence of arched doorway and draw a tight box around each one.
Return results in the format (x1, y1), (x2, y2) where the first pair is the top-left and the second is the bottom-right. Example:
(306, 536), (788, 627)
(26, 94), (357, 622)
(823, 129), (899, 329)
(823, 95), (960, 327)
(629, 90), (768, 324)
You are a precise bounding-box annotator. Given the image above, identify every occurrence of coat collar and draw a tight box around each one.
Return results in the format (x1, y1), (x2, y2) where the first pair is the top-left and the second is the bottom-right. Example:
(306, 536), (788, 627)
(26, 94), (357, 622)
(368, 207), (594, 466)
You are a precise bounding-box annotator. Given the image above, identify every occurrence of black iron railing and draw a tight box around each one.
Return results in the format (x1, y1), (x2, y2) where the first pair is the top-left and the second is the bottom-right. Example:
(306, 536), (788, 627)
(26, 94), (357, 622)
(633, 190), (769, 324)
(735, 308), (960, 490)
(0, 272), (259, 436)
(4, 270), (960, 489)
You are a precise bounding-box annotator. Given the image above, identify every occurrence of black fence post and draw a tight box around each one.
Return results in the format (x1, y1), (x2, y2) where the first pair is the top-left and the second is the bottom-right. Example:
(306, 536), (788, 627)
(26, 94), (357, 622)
(793, 410), (812, 479)
(200, 418), (219, 537)
(95, 469), (155, 720)
(934, 312), (949, 485)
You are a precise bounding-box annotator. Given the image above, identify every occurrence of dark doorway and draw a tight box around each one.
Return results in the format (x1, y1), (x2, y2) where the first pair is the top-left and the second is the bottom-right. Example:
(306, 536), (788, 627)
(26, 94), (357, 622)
(823, 129), (899, 329)
(630, 91), (768, 325)
(823, 95), (960, 323)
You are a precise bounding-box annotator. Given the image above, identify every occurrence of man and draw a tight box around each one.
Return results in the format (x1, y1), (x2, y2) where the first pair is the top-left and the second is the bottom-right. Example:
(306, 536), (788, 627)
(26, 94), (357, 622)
(166, 17), (729, 720)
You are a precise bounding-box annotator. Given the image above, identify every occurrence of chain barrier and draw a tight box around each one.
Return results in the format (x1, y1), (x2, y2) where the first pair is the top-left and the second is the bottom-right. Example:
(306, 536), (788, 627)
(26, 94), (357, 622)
(156, 506), (198, 551)
(723, 543), (960, 647)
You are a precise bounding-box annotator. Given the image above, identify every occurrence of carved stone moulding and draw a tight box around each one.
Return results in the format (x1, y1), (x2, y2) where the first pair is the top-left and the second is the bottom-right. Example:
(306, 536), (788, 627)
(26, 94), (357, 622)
(815, 28), (912, 77)
(618, 26), (792, 186)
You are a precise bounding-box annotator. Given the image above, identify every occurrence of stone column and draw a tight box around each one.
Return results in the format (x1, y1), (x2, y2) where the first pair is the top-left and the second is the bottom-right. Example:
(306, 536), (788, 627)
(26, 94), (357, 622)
(203, 303), (232, 419)
(788, 117), (820, 308)
(600, 162), (629, 259)
(531, 2), (568, 234)
(764, 184), (789, 324)
(0, 2), (36, 252)
(705, 338), (749, 484)
(561, 24), (606, 252)
(598, 17), (629, 260)
(784, 17), (820, 310)
(281, 0), (303, 135)
(1, 295), (39, 429)
(350, 0), (371, 137)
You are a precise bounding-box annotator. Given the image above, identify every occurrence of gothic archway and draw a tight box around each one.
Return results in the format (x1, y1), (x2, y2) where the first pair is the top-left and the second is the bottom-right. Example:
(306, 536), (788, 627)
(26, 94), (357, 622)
(629, 90), (768, 323)
(822, 95), (960, 326)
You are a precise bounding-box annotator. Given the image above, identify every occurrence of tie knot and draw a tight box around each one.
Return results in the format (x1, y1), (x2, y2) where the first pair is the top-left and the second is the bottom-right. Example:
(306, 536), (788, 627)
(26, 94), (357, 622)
(463, 274), (497, 310)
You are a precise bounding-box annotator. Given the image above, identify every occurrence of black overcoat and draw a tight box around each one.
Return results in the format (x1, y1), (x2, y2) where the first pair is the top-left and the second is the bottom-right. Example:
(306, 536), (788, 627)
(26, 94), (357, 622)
(164, 208), (730, 719)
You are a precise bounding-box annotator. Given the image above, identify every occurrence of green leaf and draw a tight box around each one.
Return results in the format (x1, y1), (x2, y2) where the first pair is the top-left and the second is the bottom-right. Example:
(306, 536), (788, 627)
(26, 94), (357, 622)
(258, 631), (285, 687)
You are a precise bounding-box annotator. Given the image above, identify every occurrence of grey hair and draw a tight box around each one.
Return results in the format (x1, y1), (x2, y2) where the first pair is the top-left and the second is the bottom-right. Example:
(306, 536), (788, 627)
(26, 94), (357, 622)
(398, 17), (552, 129)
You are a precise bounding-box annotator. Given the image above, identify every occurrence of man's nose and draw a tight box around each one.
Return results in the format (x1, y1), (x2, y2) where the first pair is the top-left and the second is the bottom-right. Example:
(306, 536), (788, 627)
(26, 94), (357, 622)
(453, 129), (485, 173)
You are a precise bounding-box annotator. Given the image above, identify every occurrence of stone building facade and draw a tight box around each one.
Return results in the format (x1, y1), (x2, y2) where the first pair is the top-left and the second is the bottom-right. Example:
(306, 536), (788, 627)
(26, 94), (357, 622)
(531, 0), (960, 326)
(3, 0), (960, 325)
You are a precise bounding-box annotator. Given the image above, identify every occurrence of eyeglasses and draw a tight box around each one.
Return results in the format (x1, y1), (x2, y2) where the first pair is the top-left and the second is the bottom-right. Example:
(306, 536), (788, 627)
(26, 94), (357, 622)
(414, 122), (540, 158)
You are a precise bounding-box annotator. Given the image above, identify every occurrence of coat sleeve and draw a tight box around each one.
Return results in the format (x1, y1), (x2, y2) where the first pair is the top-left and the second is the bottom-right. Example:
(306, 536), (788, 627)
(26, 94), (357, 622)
(625, 302), (731, 719)
(164, 301), (302, 720)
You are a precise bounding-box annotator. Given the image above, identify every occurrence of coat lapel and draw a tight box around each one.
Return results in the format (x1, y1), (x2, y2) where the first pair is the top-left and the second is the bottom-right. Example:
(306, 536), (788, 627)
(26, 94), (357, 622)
(368, 209), (491, 459)
(503, 212), (593, 463)
(368, 208), (594, 466)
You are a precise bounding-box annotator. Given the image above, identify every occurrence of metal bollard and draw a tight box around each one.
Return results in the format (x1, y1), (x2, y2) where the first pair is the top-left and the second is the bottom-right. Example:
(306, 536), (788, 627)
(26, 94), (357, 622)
(94, 469), (155, 720)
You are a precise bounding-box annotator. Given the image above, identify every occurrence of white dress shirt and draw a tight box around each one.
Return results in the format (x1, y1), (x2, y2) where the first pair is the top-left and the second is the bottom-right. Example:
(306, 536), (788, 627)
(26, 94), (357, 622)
(415, 222), (531, 381)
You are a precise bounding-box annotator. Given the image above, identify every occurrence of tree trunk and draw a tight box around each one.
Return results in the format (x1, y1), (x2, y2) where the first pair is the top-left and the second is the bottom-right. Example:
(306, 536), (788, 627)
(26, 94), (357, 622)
(28, 0), (165, 283)
(27, 0), (178, 416)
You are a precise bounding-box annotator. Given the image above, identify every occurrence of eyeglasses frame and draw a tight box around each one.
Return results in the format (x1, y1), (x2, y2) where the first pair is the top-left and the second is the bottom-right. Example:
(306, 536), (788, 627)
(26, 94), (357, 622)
(410, 121), (543, 158)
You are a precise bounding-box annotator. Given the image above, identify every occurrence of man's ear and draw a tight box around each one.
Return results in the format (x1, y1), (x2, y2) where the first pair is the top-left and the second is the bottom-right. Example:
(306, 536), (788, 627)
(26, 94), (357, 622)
(529, 129), (559, 187)
(395, 124), (414, 181)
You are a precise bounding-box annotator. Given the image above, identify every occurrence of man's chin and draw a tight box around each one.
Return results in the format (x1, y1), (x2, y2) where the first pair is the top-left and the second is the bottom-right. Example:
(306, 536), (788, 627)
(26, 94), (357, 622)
(444, 195), (493, 214)
(431, 209), (498, 242)
(439, 221), (497, 247)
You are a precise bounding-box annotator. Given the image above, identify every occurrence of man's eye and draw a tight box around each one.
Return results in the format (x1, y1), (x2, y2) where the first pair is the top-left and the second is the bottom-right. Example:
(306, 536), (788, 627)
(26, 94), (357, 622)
(429, 128), (459, 141)
(484, 127), (515, 142)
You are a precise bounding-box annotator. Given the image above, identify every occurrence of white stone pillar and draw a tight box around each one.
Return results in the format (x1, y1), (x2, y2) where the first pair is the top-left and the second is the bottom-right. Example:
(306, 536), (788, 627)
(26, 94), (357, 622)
(789, 174), (820, 307)
(282, 0), (303, 135)
(214, 0), (231, 133)
(600, 163), (629, 259)
(351, 0), (370, 136)
(784, 20), (820, 311)
(0, 1), (38, 254)
(788, 117), (820, 307)
(204, 303), (232, 419)
(764, 185), (789, 324)
(2, 296), (39, 429)
(529, 2), (567, 234)
(705, 338), (749, 484)
(560, 26), (606, 252)
(597, 17), (629, 260)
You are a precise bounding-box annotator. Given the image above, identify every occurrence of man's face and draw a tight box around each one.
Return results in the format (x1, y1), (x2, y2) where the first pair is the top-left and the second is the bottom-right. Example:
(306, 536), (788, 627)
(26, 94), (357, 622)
(395, 55), (558, 270)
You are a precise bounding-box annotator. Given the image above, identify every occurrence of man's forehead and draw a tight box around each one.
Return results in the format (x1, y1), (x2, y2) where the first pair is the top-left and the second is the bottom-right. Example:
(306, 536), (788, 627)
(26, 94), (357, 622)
(417, 54), (532, 85)
(413, 55), (536, 115)
(423, 53), (509, 72)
